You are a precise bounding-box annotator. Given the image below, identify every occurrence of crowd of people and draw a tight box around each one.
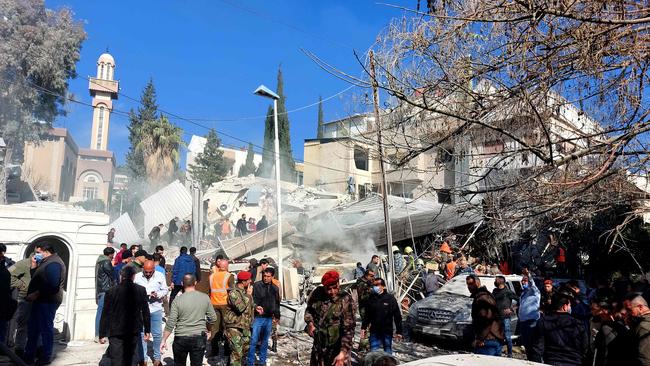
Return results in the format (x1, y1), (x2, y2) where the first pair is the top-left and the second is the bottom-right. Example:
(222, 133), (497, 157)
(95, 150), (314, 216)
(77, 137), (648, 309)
(133, 213), (271, 250)
(2, 235), (649, 366)
(96, 244), (285, 366)
(355, 242), (650, 366)
(0, 242), (68, 365)
(465, 269), (650, 365)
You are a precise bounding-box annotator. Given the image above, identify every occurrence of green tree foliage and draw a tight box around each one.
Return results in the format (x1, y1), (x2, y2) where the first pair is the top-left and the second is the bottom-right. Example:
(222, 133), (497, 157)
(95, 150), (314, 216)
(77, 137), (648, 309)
(189, 129), (229, 190)
(135, 114), (183, 190)
(317, 95), (324, 139)
(258, 66), (295, 180)
(126, 79), (158, 178)
(0, 0), (85, 203)
(238, 142), (257, 177)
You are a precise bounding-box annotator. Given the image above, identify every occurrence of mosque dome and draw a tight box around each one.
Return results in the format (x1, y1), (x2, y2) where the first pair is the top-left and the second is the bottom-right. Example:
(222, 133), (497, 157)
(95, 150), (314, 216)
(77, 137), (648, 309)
(97, 53), (115, 65)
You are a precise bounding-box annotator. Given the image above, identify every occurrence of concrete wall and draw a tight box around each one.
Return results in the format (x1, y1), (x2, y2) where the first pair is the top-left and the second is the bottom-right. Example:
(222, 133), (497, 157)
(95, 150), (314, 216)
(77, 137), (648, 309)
(0, 203), (109, 341)
(303, 139), (373, 195)
(23, 132), (78, 201)
(23, 137), (62, 197)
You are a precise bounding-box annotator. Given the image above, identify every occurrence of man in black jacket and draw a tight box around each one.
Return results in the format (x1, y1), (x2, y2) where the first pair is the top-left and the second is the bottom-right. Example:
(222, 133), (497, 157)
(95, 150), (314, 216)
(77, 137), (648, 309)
(0, 243), (12, 346)
(249, 268), (280, 366)
(189, 247), (201, 283)
(492, 276), (517, 357)
(100, 265), (151, 366)
(236, 214), (248, 237)
(168, 217), (178, 245)
(23, 242), (66, 365)
(361, 278), (402, 355)
(95, 247), (116, 341)
(467, 274), (503, 356)
(533, 291), (588, 365)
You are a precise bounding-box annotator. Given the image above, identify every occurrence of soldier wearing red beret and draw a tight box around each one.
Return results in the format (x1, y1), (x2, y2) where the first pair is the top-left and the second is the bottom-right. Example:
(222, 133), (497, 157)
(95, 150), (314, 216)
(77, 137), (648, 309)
(305, 270), (356, 366)
(223, 270), (254, 366)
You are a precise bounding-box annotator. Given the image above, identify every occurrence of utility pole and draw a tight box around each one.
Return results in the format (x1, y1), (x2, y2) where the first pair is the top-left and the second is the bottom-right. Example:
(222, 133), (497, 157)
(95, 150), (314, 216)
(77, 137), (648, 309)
(369, 50), (396, 291)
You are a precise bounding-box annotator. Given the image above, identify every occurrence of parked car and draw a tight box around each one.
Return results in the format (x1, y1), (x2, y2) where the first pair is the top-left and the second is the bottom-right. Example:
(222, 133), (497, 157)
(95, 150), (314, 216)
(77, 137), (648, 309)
(402, 354), (545, 365)
(407, 274), (523, 345)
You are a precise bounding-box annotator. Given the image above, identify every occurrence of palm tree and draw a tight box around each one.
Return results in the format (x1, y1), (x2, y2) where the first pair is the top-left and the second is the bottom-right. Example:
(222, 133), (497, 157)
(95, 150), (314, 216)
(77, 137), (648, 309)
(135, 115), (183, 190)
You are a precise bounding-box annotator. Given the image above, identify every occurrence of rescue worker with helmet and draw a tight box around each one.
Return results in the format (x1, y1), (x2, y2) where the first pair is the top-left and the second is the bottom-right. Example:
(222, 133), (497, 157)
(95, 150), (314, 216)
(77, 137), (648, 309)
(305, 270), (356, 366)
(223, 270), (254, 366)
(208, 255), (234, 358)
(439, 241), (452, 263)
(391, 246), (405, 275)
(404, 247), (416, 272)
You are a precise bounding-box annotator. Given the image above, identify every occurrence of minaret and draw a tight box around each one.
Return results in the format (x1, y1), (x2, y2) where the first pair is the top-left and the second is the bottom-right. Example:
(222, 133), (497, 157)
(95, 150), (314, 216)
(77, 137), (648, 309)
(88, 53), (119, 151)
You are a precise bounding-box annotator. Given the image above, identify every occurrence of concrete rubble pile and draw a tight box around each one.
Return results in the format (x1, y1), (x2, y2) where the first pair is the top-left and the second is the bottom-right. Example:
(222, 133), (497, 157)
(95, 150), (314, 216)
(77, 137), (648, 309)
(107, 177), (484, 361)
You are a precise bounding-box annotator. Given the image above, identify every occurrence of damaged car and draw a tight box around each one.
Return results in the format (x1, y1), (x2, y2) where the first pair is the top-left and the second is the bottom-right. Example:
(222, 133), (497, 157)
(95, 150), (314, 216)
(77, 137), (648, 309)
(407, 274), (522, 346)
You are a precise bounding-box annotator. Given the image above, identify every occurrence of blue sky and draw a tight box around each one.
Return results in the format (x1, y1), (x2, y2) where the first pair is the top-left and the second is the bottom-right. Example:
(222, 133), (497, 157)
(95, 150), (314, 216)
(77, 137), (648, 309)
(45, 0), (402, 166)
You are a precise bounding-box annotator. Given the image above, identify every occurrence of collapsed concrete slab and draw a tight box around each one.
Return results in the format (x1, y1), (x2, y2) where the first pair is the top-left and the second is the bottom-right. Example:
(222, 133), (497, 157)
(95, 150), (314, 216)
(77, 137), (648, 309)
(306, 194), (483, 249)
(139, 180), (192, 234)
(109, 212), (142, 244)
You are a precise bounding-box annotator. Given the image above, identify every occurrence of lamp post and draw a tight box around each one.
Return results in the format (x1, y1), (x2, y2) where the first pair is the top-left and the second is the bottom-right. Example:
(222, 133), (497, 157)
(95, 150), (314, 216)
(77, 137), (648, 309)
(253, 85), (283, 286)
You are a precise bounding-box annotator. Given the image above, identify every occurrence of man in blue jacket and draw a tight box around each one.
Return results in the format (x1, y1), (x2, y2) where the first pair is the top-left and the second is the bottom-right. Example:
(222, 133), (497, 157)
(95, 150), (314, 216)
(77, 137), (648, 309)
(518, 268), (541, 362)
(170, 246), (196, 305)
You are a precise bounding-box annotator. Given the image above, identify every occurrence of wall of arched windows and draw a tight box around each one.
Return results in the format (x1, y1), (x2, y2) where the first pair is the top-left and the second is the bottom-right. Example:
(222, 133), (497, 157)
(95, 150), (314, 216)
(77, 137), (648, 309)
(96, 105), (105, 149)
(96, 63), (114, 80)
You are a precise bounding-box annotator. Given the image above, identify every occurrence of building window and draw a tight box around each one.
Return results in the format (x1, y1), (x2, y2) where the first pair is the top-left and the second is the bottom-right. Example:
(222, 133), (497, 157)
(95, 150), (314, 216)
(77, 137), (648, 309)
(99, 63), (105, 79)
(354, 146), (368, 171)
(437, 189), (452, 204)
(483, 140), (504, 155)
(108, 65), (113, 80)
(83, 186), (98, 200)
(96, 106), (105, 149)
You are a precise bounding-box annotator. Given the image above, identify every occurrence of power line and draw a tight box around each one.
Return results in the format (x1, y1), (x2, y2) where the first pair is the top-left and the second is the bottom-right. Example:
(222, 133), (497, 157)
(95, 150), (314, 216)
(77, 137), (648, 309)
(83, 74), (356, 122)
(2, 73), (353, 175)
(81, 76), (356, 174)
(216, 0), (355, 50)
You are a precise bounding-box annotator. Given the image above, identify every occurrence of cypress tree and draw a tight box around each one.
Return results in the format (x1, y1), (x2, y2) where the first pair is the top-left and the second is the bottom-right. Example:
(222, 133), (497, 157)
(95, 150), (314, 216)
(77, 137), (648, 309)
(258, 66), (295, 180)
(317, 95), (324, 138)
(126, 78), (158, 178)
(238, 142), (257, 177)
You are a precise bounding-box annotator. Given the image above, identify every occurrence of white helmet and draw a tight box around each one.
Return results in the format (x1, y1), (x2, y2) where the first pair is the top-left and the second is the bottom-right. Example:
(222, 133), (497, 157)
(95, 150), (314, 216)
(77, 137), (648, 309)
(392, 245), (400, 253)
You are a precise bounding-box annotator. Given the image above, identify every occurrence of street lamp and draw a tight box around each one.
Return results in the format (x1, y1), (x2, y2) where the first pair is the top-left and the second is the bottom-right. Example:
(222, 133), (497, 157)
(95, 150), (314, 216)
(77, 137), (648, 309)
(253, 85), (283, 286)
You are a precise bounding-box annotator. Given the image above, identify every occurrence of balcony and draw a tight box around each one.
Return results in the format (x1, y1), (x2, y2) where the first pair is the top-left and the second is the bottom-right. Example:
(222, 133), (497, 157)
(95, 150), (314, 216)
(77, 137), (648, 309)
(88, 77), (119, 98)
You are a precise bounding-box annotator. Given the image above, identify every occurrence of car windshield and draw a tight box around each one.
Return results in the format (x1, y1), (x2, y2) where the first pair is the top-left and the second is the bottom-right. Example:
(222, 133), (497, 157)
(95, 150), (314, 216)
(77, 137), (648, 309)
(437, 275), (498, 296)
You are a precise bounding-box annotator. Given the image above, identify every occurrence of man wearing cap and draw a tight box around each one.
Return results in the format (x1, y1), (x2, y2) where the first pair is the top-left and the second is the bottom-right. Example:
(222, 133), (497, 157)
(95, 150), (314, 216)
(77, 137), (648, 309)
(128, 249), (148, 274)
(540, 278), (556, 314)
(305, 270), (356, 366)
(135, 260), (168, 366)
(223, 271), (254, 366)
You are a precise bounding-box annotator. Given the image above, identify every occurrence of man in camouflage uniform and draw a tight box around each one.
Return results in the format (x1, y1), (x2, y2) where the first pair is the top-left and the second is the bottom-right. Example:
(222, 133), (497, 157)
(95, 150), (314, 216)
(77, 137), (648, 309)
(223, 271), (254, 366)
(354, 269), (375, 352)
(305, 270), (356, 366)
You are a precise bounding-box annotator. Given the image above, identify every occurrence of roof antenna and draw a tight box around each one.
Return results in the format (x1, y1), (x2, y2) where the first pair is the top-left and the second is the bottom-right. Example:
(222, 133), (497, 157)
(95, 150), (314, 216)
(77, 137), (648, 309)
(105, 46), (110, 53)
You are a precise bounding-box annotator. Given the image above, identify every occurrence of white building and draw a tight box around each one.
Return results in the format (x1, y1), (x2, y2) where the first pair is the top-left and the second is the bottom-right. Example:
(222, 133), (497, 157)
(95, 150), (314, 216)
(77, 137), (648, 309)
(0, 202), (109, 341)
(186, 135), (263, 181)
